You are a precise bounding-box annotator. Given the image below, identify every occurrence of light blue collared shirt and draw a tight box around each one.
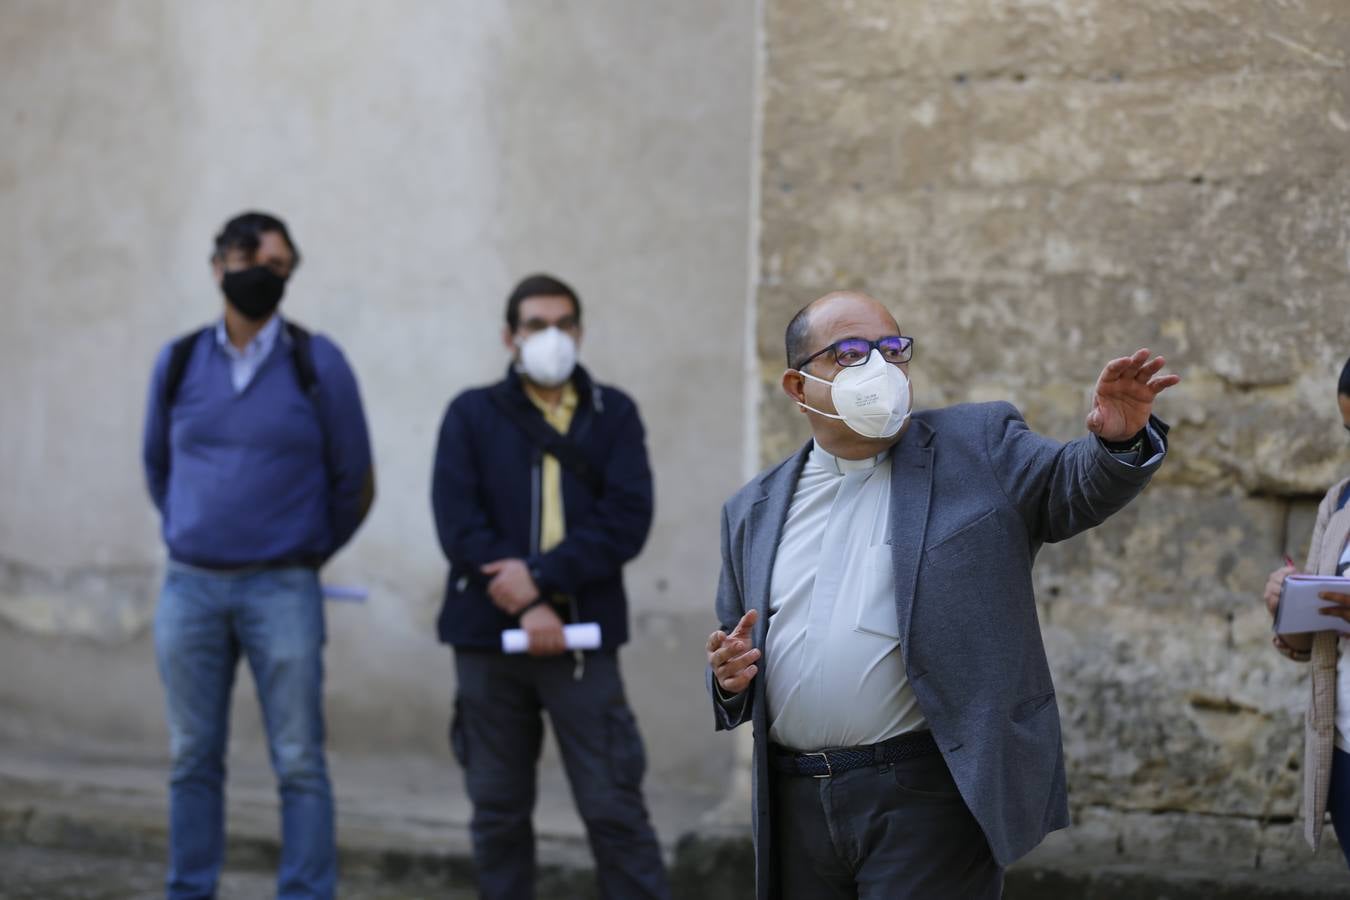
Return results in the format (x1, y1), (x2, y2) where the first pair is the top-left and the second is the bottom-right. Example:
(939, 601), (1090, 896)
(214, 314), (283, 393)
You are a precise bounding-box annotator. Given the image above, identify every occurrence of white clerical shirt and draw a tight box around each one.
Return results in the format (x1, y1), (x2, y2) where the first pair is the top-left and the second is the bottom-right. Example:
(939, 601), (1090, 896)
(764, 441), (927, 750)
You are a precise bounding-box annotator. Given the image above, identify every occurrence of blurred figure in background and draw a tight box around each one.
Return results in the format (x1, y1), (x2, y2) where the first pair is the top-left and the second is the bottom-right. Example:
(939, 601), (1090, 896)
(431, 274), (669, 899)
(1263, 354), (1350, 869)
(141, 211), (375, 900)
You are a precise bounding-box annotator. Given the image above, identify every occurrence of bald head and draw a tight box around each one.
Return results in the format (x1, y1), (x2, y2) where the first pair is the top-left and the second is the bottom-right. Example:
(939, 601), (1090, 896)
(781, 290), (913, 457)
(784, 291), (900, 369)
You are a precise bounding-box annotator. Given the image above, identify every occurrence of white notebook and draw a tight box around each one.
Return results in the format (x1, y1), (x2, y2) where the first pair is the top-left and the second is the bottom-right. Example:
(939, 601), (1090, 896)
(1275, 576), (1350, 635)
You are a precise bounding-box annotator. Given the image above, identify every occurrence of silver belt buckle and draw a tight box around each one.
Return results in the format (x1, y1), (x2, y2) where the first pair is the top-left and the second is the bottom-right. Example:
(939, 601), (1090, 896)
(805, 751), (833, 779)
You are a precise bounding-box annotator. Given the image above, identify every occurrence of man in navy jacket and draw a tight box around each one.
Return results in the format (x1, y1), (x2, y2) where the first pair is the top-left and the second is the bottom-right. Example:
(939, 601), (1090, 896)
(432, 274), (669, 899)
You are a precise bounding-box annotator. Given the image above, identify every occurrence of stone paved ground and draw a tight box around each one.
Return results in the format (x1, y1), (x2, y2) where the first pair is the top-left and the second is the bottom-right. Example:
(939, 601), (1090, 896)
(0, 843), (474, 900)
(6, 839), (1350, 900)
(3, 738), (1348, 899)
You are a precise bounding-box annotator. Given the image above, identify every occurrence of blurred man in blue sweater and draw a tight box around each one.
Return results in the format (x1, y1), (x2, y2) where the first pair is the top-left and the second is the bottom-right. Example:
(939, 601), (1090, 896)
(142, 211), (374, 900)
(432, 274), (668, 899)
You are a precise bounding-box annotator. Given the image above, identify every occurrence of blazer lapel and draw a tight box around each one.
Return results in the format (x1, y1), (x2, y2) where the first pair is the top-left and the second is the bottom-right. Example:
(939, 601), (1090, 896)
(745, 443), (812, 653)
(889, 419), (936, 663)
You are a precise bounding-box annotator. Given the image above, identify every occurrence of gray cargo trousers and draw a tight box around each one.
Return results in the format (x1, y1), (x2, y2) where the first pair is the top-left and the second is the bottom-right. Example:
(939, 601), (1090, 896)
(451, 649), (670, 900)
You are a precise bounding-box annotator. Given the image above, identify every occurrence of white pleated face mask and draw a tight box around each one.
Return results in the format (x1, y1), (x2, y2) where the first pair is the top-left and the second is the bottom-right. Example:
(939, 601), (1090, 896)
(797, 349), (912, 439)
(516, 327), (578, 388)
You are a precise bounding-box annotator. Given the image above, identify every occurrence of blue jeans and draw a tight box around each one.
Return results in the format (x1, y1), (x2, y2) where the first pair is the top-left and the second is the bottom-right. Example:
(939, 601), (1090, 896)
(154, 563), (335, 900)
(1330, 748), (1350, 869)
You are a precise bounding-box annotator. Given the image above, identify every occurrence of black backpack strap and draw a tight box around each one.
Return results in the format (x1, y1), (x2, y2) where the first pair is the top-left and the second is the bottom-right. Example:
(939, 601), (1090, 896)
(488, 384), (605, 496)
(163, 327), (210, 406)
(285, 321), (319, 398)
(282, 323), (328, 454)
(1337, 480), (1350, 513)
(166, 322), (320, 406)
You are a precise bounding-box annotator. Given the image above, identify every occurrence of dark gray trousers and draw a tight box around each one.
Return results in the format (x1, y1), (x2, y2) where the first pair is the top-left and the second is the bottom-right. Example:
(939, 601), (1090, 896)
(451, 650), (669, 900)
(773, 748), (1003, 899)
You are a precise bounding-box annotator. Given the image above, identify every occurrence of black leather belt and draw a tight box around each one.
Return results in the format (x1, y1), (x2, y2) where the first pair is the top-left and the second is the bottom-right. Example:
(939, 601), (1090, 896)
(771, 730), (939, 778)
(171, 555), (322, 573)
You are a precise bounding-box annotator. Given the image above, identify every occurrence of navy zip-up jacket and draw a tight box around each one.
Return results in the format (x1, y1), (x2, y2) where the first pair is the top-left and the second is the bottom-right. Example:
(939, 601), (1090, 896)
(431, 365), (653, 651)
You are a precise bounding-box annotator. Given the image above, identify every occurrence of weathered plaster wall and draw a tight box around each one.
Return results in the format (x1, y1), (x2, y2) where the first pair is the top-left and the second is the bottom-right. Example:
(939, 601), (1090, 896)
(758, 0), (1350, 871)
(0, 0), (755, 799)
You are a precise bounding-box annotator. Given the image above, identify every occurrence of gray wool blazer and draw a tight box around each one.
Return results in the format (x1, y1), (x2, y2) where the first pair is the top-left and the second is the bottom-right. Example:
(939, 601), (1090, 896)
(707, 401), (1168, 900)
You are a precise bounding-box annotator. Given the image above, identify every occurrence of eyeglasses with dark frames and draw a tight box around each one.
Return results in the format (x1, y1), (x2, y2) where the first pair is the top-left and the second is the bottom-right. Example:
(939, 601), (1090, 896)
(794, 335), (914, 371)
(519, 315), (580, 335)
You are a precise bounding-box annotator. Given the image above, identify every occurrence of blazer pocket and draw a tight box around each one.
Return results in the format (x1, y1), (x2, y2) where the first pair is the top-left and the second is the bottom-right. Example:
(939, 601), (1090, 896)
(854, 544), (900, 640)
(1010, 690), (1056, 723)
(925, 508), (999, 566)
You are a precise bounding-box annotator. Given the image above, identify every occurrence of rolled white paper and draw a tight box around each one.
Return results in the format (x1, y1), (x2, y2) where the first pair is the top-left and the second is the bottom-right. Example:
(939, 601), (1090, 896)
(501, 622), (602, 654)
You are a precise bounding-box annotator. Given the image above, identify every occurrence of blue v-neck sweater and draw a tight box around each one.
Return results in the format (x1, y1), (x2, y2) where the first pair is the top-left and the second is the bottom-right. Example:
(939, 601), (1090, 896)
(142, 327), (373, 569)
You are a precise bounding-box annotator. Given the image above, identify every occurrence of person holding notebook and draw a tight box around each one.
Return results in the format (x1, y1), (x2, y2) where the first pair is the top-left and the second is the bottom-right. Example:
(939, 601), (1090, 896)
(1263, 353), (1350, 868)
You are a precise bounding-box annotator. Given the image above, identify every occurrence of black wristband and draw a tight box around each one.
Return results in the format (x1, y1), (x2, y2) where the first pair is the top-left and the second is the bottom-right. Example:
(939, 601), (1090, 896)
(1101, 427), (1147, 454)
(520, 596), (549, 615)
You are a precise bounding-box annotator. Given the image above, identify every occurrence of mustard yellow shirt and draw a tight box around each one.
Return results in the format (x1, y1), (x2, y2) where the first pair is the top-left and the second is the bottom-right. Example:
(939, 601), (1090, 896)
(524, 381), (578, 554)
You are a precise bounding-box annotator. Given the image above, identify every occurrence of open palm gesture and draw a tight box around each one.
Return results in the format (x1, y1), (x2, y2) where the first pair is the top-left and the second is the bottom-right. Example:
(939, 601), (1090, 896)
(1086, 348), (1180, 441)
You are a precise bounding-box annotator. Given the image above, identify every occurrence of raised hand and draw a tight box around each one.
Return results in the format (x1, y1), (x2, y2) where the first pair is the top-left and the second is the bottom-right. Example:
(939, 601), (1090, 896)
(707, 609), (760, 696)
(1086, 348), (1180, 442)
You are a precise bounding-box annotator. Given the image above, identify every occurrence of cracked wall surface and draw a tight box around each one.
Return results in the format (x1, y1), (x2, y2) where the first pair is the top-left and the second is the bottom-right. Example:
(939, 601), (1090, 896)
(759, 0), (1350, 871)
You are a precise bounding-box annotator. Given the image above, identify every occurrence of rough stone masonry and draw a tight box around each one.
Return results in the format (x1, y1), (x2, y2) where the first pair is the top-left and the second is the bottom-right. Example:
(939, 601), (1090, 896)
(757, 0), (1350, 871)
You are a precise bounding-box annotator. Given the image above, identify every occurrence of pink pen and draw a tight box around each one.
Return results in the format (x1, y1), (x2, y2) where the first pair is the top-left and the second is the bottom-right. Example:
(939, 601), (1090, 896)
(1283, 554), (1297, 570)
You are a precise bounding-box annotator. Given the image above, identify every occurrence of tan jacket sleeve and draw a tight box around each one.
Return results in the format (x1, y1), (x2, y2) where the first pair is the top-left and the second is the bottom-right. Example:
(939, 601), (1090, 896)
(1271, 487), (1336, 662)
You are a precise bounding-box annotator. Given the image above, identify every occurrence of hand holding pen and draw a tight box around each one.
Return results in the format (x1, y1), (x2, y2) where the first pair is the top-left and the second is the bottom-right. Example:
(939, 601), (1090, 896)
(1265, 556), (1297, 619)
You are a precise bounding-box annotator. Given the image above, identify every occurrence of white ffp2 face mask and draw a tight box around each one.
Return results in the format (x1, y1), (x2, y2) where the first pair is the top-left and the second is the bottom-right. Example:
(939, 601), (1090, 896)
(798, 349), (912, 439)
(516, 327), (578, 388)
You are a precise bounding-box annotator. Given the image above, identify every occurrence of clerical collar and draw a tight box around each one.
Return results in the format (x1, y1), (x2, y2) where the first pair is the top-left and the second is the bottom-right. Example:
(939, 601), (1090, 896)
(809, 441), (892, 475)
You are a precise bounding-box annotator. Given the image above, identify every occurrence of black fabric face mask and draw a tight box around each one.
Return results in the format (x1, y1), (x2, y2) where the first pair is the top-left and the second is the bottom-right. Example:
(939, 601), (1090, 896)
(222, 266), (287, 320)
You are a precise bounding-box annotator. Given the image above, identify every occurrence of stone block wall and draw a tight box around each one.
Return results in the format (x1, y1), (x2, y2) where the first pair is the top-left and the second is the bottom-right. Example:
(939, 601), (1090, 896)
(758, 0), (1350, 869)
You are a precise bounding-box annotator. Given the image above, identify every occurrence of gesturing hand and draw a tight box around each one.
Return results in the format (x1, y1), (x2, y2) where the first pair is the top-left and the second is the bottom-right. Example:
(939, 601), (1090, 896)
(1086, 348), (1180, 442)
(707, 609), (760, 696)
(482, 558), (540, 615)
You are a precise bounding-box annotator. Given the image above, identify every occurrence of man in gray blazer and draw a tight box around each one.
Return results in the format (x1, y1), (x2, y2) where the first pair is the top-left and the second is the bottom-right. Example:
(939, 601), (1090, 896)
(706, 291), (1178, 899)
